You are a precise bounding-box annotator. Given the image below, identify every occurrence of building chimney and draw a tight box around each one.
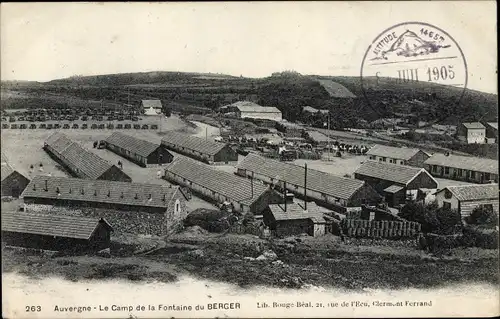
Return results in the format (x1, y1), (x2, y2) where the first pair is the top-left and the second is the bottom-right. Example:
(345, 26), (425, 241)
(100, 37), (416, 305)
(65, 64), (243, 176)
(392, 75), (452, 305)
(44, 180), (48, 191)
(304, 163), (307, 210)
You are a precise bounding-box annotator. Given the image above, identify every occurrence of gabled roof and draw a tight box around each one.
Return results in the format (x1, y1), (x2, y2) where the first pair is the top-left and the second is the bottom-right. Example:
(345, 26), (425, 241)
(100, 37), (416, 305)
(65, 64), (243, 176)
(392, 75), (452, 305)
(268, 201), (325, 223)
(164, 156), (269, 205)
(1, 211), (113, 240)
(106, 132), (160, 157)
(355, 161), (437, 186)
(1, 152), (28, 182)
(237, 153), (366, 200)
(424, 153), (498, 175)
(303, 106), (319, 113)
(462, 122), (485, 129)
(436, 184), (498, 201)
(21, 176), (179, 209)
(161, 131), (227, 156)
(366, 144), (422, 160)
(45, 133), (127, 180)
(142, 100), (162, 109)
(228, 101), (281, 113)
(486, 122), (498, 130)
(384, 185), (404, 193)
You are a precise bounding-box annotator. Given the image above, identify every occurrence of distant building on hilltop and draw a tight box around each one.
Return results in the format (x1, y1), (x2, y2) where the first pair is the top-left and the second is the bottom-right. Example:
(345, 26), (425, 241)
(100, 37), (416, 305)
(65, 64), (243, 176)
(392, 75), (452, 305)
(225, 101), (282, 121)
(457, 122), (486, 144)
(366, 144), (430, 168)
(142, 100), (162, 116)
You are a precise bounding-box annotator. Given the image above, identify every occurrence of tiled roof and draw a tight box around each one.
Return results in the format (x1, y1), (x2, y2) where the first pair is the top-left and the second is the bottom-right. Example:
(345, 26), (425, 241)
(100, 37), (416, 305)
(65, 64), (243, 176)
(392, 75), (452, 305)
(161, 131), (227, 156)
(438, 184), (498, 201)
(355, 161), (432, 185)
(316, 79), (356, 98)
(106, 132), (160, 157)
(45, 133), (127, 180)
(384, 185), (404, 193)
(1, 211), (113, 240)
(229, 101), (281, 113)
(142, 100), (162, 109)
(21, 175), (179, 209)
(462, 122), (485, 129)
(424, 153), (498, 175)
(164, 156), (269, 205)
(366, 144), (421, 160)
(237, 153), (366, 200)
(268, 201), (325, 223)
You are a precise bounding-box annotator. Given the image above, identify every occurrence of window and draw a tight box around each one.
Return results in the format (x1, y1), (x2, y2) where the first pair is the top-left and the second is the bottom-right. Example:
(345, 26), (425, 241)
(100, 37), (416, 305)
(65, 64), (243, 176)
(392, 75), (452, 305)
(470, 171), (475, 179)
(389, 159), (394, 164)
(457, 169), (462, 176)
(443, 202), (451, 210)
(444, 167), (450, 174)
(382, 157), (386, 162)
(485, 173), (491, 180)
(174, 199), (181, 216)
(369, 156), (375, 160)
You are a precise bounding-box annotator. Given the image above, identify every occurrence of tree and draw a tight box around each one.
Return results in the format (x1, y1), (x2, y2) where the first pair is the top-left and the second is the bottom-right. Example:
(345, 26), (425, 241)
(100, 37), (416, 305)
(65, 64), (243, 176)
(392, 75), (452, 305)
(399, 201), (462, 234)
(466, 205), (499, 226)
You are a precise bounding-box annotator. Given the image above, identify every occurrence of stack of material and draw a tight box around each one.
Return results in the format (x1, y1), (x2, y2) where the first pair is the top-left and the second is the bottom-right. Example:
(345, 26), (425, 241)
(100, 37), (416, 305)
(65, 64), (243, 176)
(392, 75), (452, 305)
(341, 219), (421, 239)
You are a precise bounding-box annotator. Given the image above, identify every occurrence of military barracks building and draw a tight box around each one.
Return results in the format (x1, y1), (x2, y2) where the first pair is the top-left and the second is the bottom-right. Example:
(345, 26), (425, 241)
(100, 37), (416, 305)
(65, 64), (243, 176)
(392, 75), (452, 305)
(105, 132), (173, 167)
(44, 132), (131, 182)
(1, 211), (113, 251)
(163, 156), (282, 214)
(21, 176), (187, 236)
(366, 144), (430, 168)
(354, 161), (439, 207)
(424, 153), (498, 184)
(236, 154), (381, 211)
(161, 131), (238, 164)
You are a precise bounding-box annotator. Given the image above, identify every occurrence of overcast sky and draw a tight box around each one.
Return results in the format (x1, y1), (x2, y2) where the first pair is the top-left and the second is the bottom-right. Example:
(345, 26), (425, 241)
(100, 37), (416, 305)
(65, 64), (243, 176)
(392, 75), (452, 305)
(1, 1), (497, 93)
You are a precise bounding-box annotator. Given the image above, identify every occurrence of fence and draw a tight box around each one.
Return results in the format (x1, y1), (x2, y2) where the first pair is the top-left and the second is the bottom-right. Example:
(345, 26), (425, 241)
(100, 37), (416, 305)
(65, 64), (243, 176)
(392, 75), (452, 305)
(341, 219), (421, 239)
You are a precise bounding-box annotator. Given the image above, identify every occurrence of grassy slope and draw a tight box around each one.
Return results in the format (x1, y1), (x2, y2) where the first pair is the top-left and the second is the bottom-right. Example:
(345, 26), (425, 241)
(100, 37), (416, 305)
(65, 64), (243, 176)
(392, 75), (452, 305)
(2, 71), (497, 125)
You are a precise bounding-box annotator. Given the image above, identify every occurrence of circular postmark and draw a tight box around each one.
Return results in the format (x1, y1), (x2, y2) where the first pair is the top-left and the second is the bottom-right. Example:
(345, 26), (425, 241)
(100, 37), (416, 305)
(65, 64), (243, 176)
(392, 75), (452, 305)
(360, 22), (468, 125)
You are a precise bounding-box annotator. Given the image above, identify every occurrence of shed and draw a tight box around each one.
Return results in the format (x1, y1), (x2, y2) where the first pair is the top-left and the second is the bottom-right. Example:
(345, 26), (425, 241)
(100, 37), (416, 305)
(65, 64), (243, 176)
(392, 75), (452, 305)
(163, 156), (282, 213)
(354, 161), (438, 207)
(105, 132), (173, 167)
(457, 122), (486, 144)
(236, 153), (381, 210)
(226, 101), (282, 121)
(43, 132), (131, 182)
(1, 153), (30, 197)
(161, 131), (238, 164)
(1, 211), (113, 251)
(264, 198), (327, 237)
(434, 184), (499, 219)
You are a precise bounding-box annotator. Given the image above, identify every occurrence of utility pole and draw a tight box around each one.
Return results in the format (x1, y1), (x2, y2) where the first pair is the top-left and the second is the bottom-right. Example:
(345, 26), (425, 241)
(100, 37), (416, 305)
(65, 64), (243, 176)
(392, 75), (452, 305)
(327, 113), (331, 161)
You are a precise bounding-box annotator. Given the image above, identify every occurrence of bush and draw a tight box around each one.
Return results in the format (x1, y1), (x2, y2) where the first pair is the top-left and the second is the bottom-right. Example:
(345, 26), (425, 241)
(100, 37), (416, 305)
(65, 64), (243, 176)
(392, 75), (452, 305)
(466, 205), (499, 226)
(461, 226), (499, 249)
(399, 201), (462, 234)
(184, 209), (231, 233)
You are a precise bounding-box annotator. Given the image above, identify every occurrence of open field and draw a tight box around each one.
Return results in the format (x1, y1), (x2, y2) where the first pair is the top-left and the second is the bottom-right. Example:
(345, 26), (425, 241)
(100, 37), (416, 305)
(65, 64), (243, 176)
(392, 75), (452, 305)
(2, 229), (498, 290)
